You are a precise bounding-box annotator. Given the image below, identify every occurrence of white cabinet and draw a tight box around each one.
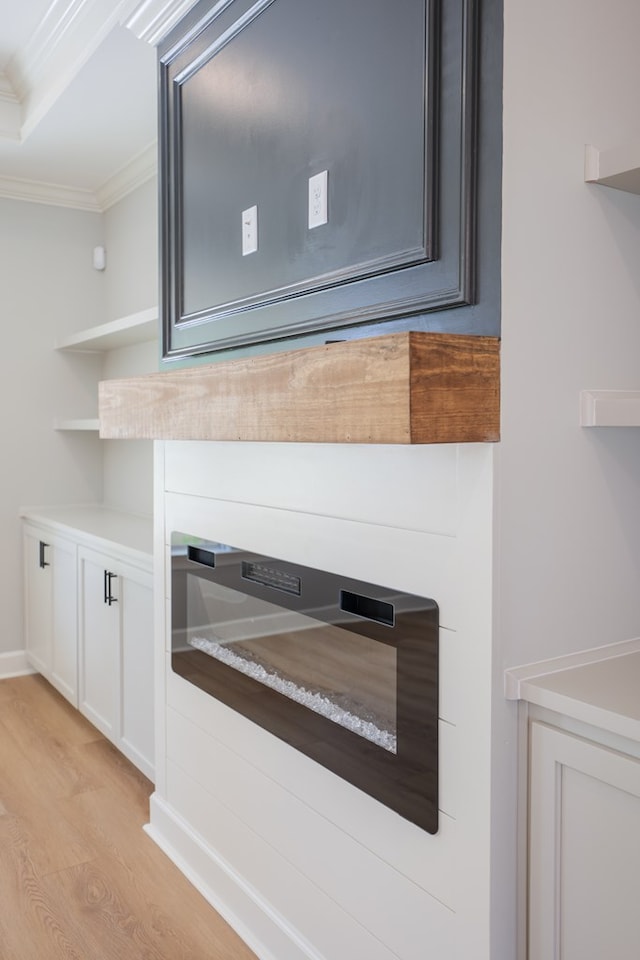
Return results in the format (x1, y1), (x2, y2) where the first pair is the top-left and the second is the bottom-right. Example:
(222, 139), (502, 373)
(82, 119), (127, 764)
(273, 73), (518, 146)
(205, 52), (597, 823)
(21, 506), (154, 780)
(23, 523), (78, 705)
(79, 548), (120, 740)
(79, 544), (154, 780)
(506, 643), (640, 960)
(120, 563), (155, 776)
(529, 721), (640, 960)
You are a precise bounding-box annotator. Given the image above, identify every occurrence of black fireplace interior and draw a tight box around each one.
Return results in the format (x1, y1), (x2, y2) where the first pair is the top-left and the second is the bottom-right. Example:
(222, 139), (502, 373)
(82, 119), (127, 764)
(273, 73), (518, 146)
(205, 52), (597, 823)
(171, 532), (439, 833)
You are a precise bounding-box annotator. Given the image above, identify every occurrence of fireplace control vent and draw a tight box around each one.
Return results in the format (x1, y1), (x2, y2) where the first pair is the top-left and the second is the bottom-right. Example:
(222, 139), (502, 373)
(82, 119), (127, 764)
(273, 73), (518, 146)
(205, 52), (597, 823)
(340, 590), (394, 627)
(242, 560), (301, 596)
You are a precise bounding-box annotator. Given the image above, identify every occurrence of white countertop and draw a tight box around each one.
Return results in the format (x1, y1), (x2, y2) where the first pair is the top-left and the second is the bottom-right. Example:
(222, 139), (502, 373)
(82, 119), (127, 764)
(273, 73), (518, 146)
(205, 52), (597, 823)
(20, 503), (153, 565)
(505, 639), (640, 744)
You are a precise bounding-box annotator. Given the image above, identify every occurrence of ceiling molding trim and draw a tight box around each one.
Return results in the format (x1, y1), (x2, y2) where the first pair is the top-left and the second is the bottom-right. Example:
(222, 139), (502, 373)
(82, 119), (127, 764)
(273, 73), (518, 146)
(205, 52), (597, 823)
(10, 0), (99, 100)
(0, 71), (20, 138)
(13, 0), (95, 95)
(0, 106), (21, 141)
(123, 0), (201, 44)
(8, 0), (137, 142)
(0, 71), (20, 139)
(96, 140), (158, 210)
(0, 173), (100, 211)
(0, 71), (18, 103)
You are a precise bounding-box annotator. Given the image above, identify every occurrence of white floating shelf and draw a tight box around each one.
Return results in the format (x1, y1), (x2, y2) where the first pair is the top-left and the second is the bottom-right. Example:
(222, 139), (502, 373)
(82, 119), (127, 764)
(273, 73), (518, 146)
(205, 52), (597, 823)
(54, 418), (100, 432)
(580, 390), (640, 427)
(585, 143), (640, 195)
(55, 306), (158, 352)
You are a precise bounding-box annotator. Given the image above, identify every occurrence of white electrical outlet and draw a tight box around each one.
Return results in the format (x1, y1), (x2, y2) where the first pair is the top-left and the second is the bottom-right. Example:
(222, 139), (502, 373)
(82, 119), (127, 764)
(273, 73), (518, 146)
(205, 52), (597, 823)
(308, 170), (328, 229)
(242, 205), (258, 255)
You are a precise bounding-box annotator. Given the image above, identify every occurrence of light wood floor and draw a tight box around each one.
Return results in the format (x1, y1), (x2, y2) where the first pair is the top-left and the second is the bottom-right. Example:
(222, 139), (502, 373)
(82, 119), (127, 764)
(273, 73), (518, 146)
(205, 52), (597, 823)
(0, 674), (257, 960)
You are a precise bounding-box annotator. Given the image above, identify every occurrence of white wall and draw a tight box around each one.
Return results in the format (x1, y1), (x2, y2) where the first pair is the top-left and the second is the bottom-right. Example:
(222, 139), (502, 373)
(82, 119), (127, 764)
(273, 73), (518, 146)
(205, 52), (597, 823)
(492, 0), (640, 954)
(102, 176), (158, 321)
(101, 176), (159, 517)
(0, 198), (104, 654)
(500, 0), (640, 670)
(102, 341), (157, 517)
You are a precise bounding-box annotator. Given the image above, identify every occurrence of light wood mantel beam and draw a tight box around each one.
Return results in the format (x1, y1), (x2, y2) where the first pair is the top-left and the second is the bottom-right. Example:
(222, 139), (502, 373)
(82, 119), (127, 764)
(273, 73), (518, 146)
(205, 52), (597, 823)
(98, 331), (500, 444)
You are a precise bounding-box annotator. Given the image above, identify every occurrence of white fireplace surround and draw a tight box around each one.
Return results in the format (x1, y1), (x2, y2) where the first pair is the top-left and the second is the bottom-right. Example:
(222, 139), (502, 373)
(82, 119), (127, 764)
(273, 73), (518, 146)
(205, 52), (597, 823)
(147, 438), (496, 960)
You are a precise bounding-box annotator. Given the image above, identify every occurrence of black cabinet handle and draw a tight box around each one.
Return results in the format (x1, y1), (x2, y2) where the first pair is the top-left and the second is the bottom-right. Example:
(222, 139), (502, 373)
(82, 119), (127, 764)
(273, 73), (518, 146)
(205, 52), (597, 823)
(39, 541), (50, 569)
(104, 570), (118, 606)
(108, 572), (118, 606)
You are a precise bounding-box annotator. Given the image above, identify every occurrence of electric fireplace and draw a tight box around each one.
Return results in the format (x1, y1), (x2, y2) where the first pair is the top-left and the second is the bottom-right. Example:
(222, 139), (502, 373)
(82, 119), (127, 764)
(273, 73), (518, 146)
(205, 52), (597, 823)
(171, 532), (439, 833)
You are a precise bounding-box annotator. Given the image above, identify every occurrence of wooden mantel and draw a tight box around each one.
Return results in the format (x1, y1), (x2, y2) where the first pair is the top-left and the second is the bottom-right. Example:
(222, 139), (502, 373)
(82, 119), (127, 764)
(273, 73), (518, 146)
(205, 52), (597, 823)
(98, 331), (500, 444)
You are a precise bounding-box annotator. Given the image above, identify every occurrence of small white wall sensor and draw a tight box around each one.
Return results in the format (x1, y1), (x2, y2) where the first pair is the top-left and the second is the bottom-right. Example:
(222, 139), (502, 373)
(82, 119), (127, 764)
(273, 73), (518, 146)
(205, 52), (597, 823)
(93, 246), (106, 271)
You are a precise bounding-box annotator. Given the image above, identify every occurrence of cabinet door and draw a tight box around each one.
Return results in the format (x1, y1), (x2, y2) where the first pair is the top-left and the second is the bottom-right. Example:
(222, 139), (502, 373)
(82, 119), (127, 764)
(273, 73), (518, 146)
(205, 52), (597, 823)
(23, 526), (53, 677)
(50, 536), (78, 705)
(119, 561), (154, 780)
(529, 721), (640, 960)
(23, 524), (78, 705)
(78, 548), (119, 740)
(78, 546), (154, 779)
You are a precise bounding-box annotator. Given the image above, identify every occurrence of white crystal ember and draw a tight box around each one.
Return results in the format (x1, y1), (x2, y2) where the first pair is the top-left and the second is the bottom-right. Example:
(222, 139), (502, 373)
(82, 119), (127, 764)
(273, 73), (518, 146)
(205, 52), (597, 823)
(189, 635), (397, 754)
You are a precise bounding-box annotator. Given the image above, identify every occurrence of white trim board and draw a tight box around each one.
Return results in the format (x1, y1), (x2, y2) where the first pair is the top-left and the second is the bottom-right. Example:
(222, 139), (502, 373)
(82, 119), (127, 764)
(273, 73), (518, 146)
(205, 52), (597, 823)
(0, 650), (37, 680)
(0, 142), (157, 212)
(96, 142), (157, 211)
(124, 0), (201, 45)
(0, 173), (100, 210)
(146, 792), (317, 960)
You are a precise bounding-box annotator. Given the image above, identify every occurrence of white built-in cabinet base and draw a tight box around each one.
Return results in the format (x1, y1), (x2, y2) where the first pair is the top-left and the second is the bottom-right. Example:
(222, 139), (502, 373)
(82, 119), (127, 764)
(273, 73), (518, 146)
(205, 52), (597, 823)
(529, 720), (640, 960)
(21, 504), (155, 781)
(23, 522), (78, 704)
(507, 641), (640, 960)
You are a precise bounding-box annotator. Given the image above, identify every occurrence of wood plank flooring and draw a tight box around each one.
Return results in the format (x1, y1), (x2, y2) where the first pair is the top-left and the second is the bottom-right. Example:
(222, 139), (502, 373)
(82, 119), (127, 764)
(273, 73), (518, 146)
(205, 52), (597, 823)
(0, 674), (257, 960)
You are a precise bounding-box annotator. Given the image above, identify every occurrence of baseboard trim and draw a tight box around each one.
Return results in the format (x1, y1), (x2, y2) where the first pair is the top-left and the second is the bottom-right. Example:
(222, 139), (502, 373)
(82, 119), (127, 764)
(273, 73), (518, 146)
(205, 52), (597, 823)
(145, 793), (323, 960)
(0, 650), (36, 680)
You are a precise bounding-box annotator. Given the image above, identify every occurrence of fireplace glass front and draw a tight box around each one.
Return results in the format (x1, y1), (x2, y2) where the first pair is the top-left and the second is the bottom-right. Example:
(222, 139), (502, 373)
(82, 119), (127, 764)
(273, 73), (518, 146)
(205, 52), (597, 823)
(171, 532), (439, 832)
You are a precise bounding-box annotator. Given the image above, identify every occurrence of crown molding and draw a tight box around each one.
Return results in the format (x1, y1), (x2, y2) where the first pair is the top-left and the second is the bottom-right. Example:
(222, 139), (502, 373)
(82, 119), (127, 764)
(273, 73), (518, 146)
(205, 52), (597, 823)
(0, 72), (18, 102)
(0, 1), (167, 208)
(6, 0), (142, 142)
(0, 105), (21, 140)
(0, 140), (157, 211)
(0, 173), (100, 210)
(122, 0), (200, 45)
(1, 0), (185, 144)
(96, 140), (157, 210)
(12, 0), (100, 99)
(0, 71), (21, 139)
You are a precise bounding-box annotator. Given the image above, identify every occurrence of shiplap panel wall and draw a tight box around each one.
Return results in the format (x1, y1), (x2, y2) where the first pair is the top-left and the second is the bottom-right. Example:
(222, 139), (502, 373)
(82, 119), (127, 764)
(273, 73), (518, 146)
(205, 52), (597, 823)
(149, 439), (495, 960)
